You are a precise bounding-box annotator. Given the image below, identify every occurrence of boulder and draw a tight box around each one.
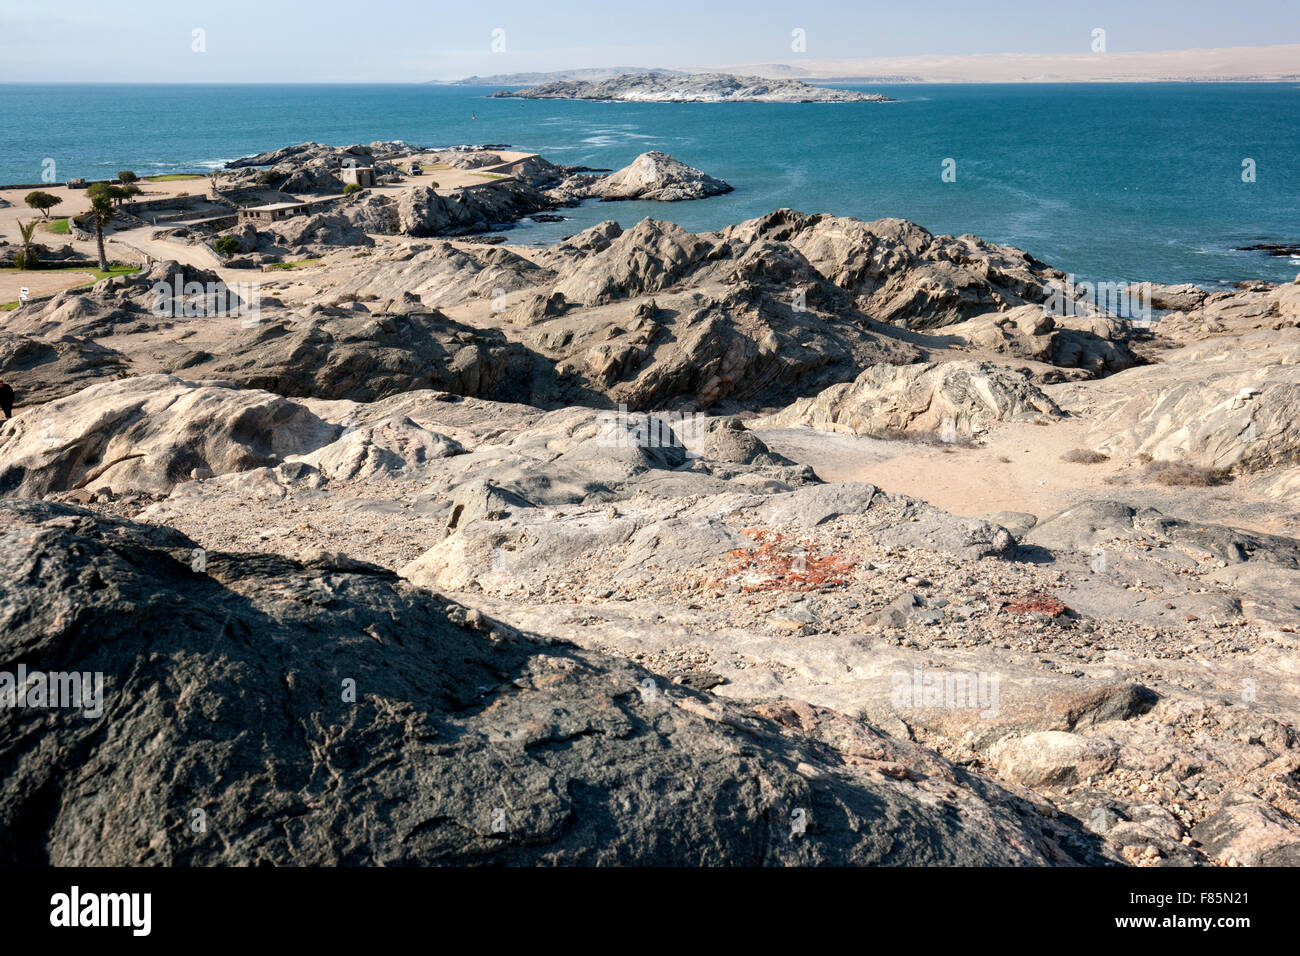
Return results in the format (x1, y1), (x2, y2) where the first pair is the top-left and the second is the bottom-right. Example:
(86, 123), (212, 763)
(0, 375), (336, 496)
(587, 151), (732, 202)
(990, 731), (1120, 787)
(749, 360), (1062, 437)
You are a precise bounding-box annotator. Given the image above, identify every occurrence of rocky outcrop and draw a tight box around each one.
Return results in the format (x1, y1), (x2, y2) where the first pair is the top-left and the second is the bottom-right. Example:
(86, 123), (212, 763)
(750, 361), (1062, 437)
(264, 211), (374, 248)
(1080, 334), (1300, 473)
(293, 415), (464, 481)
(337, 181), (551, 238)
(0, 375), (336, 496)
(1144, 282), (1298, 345)
(553, 219), (711, 305)
(492, 72), (893, 103)
(223, 141), (411, 194)
(1024, 499), (1300, 628)
(587, 151), (732, 202)
(942, 305), (1139, 379)
(0, 499), (1111, 865)
(0, 333), (129, 407)
(719, 211), (1065, 329)
(8, 260), (243, 340)
(182, 309), (542, 404)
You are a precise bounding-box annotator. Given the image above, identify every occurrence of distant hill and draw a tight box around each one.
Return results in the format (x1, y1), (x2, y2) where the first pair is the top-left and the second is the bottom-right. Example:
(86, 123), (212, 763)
(702, 45), (1300, 83)
(442, 44), (1300, 86)
(438, 67), (686, 87)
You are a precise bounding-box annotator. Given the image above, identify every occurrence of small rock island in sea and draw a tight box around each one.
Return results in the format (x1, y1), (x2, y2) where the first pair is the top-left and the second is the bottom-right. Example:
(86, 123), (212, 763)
(490, 71), (893, 103)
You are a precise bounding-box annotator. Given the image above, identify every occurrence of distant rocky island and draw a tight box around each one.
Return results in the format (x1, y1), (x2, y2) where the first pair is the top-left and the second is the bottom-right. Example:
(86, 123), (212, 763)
(491, 72), (892, 103)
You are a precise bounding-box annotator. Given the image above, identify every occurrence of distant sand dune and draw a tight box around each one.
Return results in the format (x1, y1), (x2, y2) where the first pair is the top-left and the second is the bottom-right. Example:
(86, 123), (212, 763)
(704, 44), (1300, 83)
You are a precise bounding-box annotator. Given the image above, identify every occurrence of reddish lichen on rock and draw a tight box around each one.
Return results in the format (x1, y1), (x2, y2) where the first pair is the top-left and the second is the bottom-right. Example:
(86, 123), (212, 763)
(722, 527), (857, 593)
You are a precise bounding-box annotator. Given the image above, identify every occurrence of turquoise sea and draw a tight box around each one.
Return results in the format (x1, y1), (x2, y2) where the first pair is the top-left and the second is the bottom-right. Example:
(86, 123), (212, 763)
(2, 82), (1297, 285)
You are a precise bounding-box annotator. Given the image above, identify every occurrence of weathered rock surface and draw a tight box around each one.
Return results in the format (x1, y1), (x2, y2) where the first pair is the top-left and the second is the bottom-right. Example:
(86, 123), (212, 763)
(1079, 335), (1300, 473)
(720, 211), (1065, 329)
(0, 375), (336, 496)
(750, 360), (1062, 437)
(0, 333), (129, 406)
(990, 731), (1120, 787)
(942, 305), (1139, 379)
(587, 151), (732, 202)
(180, 309), (544, 404)
(0, 500), (1111, 865)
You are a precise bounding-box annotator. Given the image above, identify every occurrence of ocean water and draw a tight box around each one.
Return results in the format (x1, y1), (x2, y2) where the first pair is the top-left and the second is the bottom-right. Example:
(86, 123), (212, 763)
(2, 82), (1297, 285)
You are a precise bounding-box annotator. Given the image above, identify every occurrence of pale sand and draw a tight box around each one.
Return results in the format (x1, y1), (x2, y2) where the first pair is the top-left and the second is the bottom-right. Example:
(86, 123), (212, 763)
(0, 269), (100, 302)
(703, 44), (1300, 83)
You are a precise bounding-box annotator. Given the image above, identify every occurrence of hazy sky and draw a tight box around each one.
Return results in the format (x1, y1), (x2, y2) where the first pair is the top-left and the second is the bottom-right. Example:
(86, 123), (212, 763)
(3, 0), (1298, 83)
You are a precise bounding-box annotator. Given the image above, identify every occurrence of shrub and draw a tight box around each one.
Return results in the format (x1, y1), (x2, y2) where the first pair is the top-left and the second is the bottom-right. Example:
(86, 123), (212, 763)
(117, 170), (139, 184)
(1061, 448), (1109, 464)
(213, 236), (241, 256)
(343, 183), (363, 195)
(1144, 461), (1230, 486)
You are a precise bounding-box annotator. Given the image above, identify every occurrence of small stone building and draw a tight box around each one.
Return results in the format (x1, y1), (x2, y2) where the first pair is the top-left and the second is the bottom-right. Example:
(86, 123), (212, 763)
(238, 201), (311, 223)
(341, 166), (376, 187)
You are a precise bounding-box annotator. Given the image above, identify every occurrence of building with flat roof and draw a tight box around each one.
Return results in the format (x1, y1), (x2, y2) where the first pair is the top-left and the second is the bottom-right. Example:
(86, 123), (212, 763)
(341, 166), (375, 187)
(238, 201), (311, 223)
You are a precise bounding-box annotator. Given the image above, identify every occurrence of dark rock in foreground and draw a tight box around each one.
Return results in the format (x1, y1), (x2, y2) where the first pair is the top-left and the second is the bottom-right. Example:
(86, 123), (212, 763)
(0, 501), (1111, 865)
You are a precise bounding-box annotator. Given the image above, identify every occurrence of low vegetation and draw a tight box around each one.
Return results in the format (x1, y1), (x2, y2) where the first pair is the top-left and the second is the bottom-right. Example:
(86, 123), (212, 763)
(1061, 448), (1110, 464)
(264, 258), (321, 271)
(865, 427), (977, 449)
(1144, 460), (1231, 486)
(14, 220), (39, 269)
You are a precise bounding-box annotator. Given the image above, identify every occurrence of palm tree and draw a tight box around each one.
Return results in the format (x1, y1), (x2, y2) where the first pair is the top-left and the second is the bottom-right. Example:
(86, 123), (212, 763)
(86, 184), (116, 271)
(16, 219), (39, 270)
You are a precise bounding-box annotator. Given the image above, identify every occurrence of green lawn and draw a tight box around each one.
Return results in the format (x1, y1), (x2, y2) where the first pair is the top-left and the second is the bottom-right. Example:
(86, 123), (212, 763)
(1, 263), (139, 279)
(143, 173), (206, 182)
(43, 217), (71, 235)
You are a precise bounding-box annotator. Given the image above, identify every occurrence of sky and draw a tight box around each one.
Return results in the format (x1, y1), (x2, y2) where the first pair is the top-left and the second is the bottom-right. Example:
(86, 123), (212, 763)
(2, 0), (1299, 83)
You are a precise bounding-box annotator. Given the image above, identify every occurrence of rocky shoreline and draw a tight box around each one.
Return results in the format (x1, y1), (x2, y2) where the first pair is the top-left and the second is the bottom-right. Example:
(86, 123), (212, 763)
(200, 143), (732, 267)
